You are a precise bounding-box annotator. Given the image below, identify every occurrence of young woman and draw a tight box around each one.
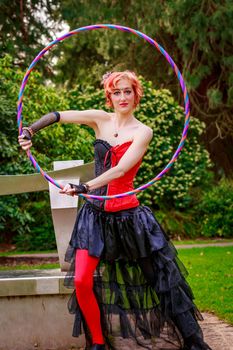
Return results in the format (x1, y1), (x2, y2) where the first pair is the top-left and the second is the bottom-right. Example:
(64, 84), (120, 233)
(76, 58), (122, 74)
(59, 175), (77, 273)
(18, 71), (212, 350)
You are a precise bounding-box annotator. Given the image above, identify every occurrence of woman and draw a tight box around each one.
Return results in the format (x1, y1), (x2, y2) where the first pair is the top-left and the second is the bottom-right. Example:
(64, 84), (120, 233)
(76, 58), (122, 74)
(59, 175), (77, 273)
(18, 71), (212, 350)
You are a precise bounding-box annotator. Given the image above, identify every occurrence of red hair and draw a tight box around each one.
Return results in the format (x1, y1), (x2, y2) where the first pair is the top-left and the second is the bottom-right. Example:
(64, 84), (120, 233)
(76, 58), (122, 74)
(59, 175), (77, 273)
(102, 71), (143, 108)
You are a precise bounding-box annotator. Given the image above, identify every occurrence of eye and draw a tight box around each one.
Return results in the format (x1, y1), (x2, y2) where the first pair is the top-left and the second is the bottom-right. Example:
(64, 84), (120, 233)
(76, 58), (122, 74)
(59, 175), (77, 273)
(113, 91), (120, 96)
(125, 90), (132, 95)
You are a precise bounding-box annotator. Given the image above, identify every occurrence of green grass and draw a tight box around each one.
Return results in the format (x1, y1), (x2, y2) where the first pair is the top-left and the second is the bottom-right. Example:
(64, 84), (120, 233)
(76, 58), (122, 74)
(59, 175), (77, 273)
(174, 238), (233, 245)
(1, 239), (232, 256)
(0, 263), (60, 271)
(177, 246), (233, 325)
(0, 249), (57, 257)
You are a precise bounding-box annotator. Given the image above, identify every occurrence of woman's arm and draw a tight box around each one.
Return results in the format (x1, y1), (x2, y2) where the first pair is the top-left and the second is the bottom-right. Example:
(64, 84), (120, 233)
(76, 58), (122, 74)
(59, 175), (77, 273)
(59, 109), (108, 129)
(60, 126), (153, 196)
(18, 109), (108, 151)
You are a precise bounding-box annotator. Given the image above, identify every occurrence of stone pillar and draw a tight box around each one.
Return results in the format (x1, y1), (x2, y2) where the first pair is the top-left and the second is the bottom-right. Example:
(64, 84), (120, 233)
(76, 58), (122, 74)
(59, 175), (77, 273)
(49, 160), (83, 271)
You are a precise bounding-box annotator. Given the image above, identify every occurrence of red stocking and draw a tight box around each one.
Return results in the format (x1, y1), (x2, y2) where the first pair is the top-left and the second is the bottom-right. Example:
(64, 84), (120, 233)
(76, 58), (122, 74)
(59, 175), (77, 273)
(75, 249), (104, 345)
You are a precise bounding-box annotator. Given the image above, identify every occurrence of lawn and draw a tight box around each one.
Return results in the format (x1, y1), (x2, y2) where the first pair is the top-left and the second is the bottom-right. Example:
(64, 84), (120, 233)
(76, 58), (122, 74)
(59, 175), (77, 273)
(174, 238), (233, 245)
(0, 245), (232, 326)
(177, 246), (233, 325)
(0, 263), (60, 270)
(0, 249), (58, 257)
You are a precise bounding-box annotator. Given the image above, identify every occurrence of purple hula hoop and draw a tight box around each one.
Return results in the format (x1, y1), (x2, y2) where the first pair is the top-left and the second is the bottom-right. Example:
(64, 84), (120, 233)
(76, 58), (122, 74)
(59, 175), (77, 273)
(17, 24), (190, 200)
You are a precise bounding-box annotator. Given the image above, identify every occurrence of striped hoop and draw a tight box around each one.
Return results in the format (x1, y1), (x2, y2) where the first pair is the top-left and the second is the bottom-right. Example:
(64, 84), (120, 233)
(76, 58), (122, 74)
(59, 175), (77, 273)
(17, 24), (190, 200)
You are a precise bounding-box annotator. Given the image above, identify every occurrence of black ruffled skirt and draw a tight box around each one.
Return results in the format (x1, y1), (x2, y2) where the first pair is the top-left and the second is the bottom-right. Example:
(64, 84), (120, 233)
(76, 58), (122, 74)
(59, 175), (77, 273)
(64, 202), (203, 349)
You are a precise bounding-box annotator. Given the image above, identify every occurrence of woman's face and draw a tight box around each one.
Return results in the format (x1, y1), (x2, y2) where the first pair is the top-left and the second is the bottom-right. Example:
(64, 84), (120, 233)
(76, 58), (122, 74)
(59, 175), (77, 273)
(110, 78), (135, 114)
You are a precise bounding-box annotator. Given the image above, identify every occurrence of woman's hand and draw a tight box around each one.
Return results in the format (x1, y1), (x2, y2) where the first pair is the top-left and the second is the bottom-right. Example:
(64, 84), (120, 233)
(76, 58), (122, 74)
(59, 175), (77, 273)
(59, 184), (77, 196)
(18, 134), (33, 151)
(59, 183), (89, 196)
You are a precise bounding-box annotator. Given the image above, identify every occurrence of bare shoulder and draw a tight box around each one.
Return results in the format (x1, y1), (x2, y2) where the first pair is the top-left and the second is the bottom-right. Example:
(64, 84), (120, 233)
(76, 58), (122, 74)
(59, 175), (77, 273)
(91, 109), (110, 120)
(134, 122), (153, 144)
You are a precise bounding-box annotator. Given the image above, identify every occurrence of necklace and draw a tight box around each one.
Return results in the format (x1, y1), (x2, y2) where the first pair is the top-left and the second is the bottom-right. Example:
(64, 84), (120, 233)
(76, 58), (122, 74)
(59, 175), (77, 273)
(113, 115), (133, 137)
(113, 116), (119, 137)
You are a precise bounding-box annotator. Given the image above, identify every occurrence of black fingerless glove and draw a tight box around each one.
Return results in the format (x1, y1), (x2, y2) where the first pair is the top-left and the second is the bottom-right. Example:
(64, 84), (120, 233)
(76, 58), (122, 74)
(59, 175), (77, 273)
(69, 183), (90, 194)
(22, 111), (60, 140)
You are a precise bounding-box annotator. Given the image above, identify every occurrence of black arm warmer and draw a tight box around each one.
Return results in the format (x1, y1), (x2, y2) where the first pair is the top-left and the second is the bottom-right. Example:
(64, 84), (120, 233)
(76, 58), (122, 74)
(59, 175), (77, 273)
(69, 183), (90, 194)
(22, 111), (60, 139)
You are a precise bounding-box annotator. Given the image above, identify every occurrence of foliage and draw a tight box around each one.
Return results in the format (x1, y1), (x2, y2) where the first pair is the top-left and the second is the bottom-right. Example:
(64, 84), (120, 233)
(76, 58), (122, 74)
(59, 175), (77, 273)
(0, 55), (93, 249)
(0, 0), (61, 70)
(197, 179), (233, 238)
(0, 1), (231, 247)
(57, 1), (233, 115)
(55, 0), (233, 175)
(0, 54), (213, 248)
(135, 80), (212, 210)
(54, 1), (173, 88)
(1, 1), (233, 174)
(12, 193), (57, 251)
(155, 208), (199, 240)
(68, 78), (212, 210)
(67, 78), (214, 237)
(179, 246), (233, 324)
(67, 79), (214, 240)
(0, 54), (94, 170)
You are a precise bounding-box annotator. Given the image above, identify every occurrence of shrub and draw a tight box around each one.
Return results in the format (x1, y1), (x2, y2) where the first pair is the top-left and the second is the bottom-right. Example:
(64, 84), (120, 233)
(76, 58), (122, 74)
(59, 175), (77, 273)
(197, 179), (233, 238)
(68, 79), (212, 211)
(13, 193), (56, 251)
(135, 80), (212, 209)
(0, 55), (213, 247)
(0, 55), (93, 250)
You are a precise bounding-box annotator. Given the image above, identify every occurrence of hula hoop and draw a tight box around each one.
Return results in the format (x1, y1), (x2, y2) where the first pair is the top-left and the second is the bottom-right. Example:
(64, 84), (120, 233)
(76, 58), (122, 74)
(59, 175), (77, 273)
(17, 24), (190, 200)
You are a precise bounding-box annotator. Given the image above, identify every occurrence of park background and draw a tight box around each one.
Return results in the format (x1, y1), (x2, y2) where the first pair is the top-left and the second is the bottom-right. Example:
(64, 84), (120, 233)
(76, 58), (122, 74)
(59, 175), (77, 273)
(0, 0), (233, 328)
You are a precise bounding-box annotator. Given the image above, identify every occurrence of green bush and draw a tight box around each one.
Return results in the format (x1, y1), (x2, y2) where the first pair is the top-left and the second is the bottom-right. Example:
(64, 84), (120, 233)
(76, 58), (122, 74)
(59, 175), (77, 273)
(0, 54), (213, 247)
(197, 179), (233, 238)
(67, 79), (214, 238)
(155, 208), (200, 239)
(0, 55), (93, 250)
(13, 193), (56, 251)
(135, 80), (212, 210)
(68, 79), (212, 211)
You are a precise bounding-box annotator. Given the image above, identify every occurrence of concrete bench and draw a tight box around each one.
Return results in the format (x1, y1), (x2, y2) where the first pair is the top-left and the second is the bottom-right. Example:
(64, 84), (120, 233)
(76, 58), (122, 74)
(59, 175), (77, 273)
(0, 160), (94, 350)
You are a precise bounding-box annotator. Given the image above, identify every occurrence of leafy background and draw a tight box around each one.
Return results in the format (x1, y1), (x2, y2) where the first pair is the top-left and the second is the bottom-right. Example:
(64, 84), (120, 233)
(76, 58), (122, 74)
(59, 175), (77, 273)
(0, 1), (233, 249)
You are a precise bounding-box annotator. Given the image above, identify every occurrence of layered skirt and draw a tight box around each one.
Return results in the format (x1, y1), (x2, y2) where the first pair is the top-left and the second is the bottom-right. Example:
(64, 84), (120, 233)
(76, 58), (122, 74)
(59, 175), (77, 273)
(64, 202), (203, 348)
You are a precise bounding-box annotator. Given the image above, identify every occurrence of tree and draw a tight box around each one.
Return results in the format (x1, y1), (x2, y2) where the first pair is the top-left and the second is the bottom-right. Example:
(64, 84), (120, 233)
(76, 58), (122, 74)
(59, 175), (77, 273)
(56, 0), (233, 175)
(53, 1), (172, 87)
(162, 0), (233, 176)
(0, 0), (61, 70)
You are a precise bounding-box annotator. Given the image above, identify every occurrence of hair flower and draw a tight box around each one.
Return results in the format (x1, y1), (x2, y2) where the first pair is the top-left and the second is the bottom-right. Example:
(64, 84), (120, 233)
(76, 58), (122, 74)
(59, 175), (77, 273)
(101, 71), (112, 84)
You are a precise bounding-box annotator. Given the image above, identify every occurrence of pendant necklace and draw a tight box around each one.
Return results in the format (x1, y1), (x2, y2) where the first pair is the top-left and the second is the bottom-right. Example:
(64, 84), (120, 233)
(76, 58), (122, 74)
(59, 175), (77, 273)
(113, 116), (132, 137)
(114, 116), (119, 137)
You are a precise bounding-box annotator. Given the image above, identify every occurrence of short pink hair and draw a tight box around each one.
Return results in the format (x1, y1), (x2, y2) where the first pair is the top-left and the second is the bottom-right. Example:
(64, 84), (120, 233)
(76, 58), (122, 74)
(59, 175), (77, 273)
(102, 71), (143, 108)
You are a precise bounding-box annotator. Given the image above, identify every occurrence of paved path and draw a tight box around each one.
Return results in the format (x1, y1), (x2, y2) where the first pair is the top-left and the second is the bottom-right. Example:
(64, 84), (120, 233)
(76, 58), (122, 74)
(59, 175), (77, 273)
(201, 313), (233, 350)
(75, 313), (233, 350)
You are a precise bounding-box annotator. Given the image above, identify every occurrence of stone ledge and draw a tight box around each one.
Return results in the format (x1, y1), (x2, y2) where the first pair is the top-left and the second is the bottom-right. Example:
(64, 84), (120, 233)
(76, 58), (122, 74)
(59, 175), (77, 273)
(0, 269), (72, 297)
(0, 293), (83, 350)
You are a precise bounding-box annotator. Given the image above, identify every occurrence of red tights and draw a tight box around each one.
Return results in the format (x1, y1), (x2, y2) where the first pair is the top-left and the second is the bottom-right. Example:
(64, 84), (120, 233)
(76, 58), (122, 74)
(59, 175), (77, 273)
(75, 249), (104, 345)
